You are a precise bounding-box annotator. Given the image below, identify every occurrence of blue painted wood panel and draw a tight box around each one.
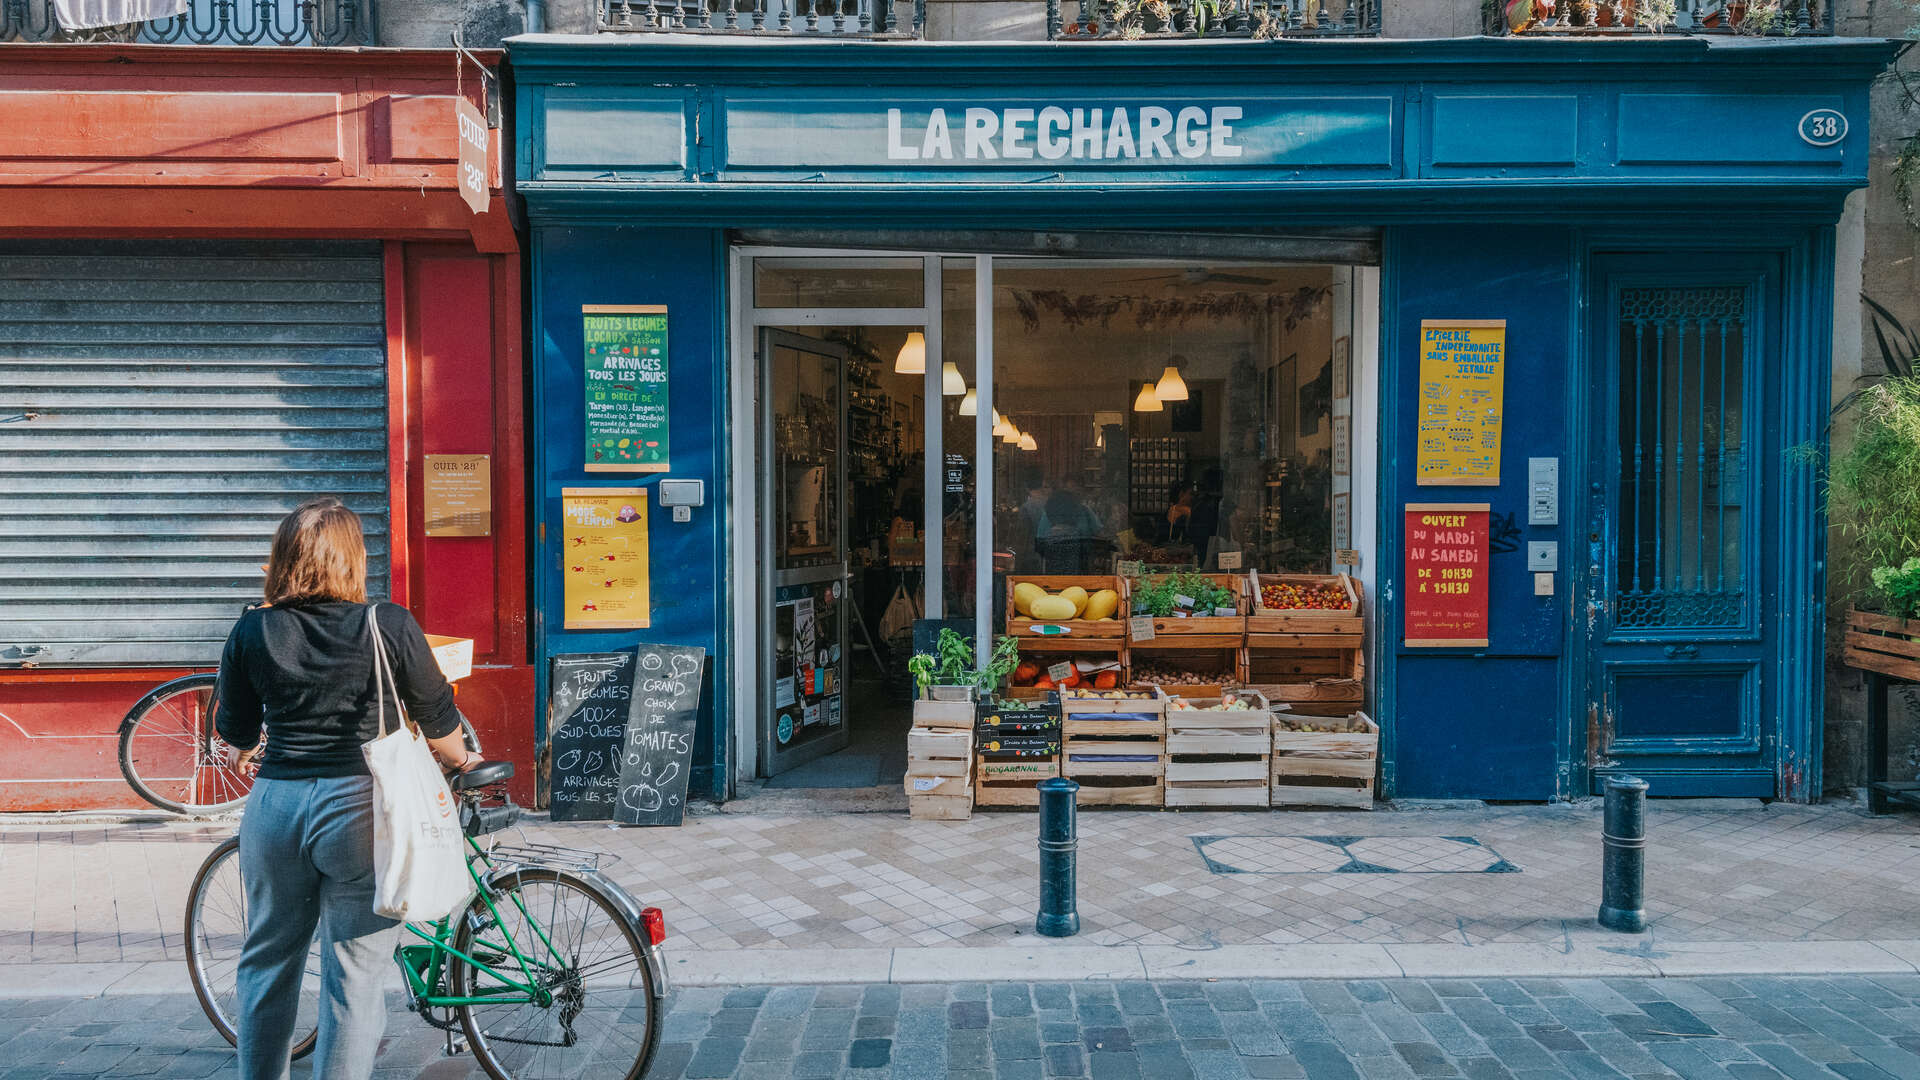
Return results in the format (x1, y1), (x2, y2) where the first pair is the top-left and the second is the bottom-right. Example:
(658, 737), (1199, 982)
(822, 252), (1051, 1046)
(1616, 93), (1851, 166)
(535, 86), (691, 180)
(1391, 657), (1560, 800)
(531, 227), (730, 797)
(1428, 94), (1579, 168)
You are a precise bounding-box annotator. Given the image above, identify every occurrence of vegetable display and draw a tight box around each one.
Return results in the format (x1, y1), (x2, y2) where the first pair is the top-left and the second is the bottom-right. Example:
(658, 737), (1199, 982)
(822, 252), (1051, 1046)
(1129, 657), (1241, 689)
(1165, 693), (1257, 711)
(1009, 657), (1122, 691)
(1132, 572), (1235, 618)
(1260, 581), (1350, 611)
(908, 629), (1022, 696)
(1013, 581), (1121, 621)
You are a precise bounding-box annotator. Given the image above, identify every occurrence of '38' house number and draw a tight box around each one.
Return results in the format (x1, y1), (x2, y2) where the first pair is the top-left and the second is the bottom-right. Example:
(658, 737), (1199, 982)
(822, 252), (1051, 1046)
(1799, 108), (1847, 147)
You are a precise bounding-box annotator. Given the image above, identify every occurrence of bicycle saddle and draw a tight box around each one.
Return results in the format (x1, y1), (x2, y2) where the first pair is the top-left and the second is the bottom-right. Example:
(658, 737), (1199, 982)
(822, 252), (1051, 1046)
(450, 760), (514, 791)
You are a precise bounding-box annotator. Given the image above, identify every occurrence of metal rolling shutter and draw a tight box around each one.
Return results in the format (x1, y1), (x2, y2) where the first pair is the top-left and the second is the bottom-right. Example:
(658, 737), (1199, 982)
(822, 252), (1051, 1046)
(0, 240), (390, 667)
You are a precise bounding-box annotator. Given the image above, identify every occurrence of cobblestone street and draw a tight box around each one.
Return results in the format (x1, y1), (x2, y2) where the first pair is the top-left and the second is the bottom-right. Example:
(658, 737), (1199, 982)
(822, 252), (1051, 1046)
(5, 975), (1920, 1080)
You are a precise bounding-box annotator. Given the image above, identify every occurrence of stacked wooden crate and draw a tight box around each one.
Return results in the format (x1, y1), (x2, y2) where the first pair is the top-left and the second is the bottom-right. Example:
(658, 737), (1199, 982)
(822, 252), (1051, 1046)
(1244, 572), (1364, 709)
(1270, 709), (1379, 809)
(905, 693), (975, 821)
(1127, 573), (1246, 697)
(974, 698), (1062, 807)
(1059, 688), (1165, 806)
(1003, 575), (1129, 701)
(1164, 688), (1271, 808)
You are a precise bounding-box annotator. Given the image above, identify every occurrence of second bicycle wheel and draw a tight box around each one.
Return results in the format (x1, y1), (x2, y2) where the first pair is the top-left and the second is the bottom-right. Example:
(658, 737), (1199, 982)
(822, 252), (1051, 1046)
(184, 838), (321, 1061)
(451, 868), (661, 1080)
(120, 673), (253, 815)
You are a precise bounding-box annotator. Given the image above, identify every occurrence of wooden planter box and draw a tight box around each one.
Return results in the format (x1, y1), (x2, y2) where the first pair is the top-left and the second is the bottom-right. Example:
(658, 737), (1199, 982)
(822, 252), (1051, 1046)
(975, 758), (1059, 807)
(1270, 710), (1378, 810)
(906, 727), (974, 821)
(1844, 608), (1920, 680)
(1128, 573), (1247, 647)
(912, 698), (976, 731)
(1246, 573), (1362, 635)
(1007, 575), (1129, 640)
(1164, 689), (1271, 807)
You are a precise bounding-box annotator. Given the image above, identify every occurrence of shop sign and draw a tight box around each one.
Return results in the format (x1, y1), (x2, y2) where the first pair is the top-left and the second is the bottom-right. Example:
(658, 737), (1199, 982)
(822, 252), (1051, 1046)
(545, 651), (637, 822)
(456, 97), (489, 215)
(423, 453), (490, 537)
(1403, 502), (1490, 648)
(615, 642), (705, 827)
(1416, 319), (1506, 486)
(583, 304), (671, 473)
(562, 486), (651, 629)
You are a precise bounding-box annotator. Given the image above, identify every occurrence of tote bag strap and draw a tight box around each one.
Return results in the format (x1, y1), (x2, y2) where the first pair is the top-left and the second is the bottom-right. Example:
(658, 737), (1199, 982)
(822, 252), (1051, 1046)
(366, 603), (403, 740)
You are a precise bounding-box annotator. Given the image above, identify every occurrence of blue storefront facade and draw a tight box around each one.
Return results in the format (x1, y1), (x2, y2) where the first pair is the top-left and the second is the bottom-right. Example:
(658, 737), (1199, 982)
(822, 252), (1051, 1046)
(510, 34), (1893, 804)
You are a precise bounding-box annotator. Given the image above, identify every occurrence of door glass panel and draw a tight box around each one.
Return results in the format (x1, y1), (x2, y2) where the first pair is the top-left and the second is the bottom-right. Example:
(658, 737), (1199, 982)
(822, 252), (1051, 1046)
(772, 342), (841, 569)
(754, 258), (924, 308)
(1614, 286), (1747, 630)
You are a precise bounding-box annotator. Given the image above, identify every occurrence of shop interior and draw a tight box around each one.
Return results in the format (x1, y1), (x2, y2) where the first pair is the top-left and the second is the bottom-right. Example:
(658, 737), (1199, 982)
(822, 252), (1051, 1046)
(750, 255), (1359, 795)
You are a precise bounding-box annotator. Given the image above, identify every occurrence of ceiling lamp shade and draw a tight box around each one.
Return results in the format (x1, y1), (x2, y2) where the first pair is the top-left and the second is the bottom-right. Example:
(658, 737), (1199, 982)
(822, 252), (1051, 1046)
(958, 388), (978, 416)
(941, 361), (966, 396)
(1155, 363), (1189, 401)
(992, 415), (1012, 438)
(1001, 422), (1021, 444)
(1018, 432), (1037, 451)
(894, 331), (926, 374)
(1133, 382), (1163, 412)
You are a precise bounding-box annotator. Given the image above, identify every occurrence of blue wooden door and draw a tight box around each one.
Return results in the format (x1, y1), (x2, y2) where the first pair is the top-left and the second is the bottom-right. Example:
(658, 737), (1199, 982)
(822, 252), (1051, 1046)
(1581, 255), (1779, 797)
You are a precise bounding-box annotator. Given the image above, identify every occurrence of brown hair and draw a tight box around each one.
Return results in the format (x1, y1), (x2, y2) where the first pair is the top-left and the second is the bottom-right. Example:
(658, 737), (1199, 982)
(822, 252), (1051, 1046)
(263, 498), (368, 606)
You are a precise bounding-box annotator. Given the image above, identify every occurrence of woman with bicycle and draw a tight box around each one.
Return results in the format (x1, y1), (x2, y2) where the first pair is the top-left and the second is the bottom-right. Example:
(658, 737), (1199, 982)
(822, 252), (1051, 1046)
(215, 498), (475, 1080)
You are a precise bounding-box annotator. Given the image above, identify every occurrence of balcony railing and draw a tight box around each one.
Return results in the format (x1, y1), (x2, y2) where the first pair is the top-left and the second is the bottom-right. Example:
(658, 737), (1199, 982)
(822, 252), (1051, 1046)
(1049, 0), (1379, 38)
(598, 0), (921, 35)
(0, 0), (370, 44)
(1489, 0), (1830, 35)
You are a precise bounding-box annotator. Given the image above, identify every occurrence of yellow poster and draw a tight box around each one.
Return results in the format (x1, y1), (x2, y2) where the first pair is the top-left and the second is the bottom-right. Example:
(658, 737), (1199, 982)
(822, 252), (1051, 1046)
(562, 487), (651, 629)
(1416, 319), (1506, 486)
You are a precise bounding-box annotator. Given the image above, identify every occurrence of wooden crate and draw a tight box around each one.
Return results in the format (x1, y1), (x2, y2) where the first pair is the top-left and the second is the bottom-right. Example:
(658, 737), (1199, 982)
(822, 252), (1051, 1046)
(912, 698), (976, 731)
(1058, 688), (1164, 715)
(1270, 710), (1378, 810)
(1246, 646), (1365, 707)
(1128, 573), (1247, 645)
(1246, 573), (1362, 634)
(1004, 650), (1127, 696)
(975, 758), (1059, 807)
(909, 793), (974, 820)
(1844, 608), (1920, 680)
(1131, 646), (1244, 693)
(1007, 575), (1129, 639)
(1062, 702), (1164, 806)
(1165, 690), (1270, 808)
(906, 727), (973, 778)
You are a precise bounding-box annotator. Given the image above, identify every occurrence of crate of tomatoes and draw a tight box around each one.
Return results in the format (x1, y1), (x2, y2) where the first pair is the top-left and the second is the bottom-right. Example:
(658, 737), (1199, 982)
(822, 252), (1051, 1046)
(1246, 572), (1362, 638)
(1005, 654), (1126, 697)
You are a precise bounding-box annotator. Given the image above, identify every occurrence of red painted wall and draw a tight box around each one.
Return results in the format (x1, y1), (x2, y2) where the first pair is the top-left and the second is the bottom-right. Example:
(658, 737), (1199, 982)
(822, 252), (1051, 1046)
(0, 47), (531, 812)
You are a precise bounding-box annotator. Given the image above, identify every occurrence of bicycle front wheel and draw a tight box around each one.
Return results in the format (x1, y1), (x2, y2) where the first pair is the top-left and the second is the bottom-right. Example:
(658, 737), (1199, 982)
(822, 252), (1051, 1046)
(183, 838), (320, 1061)
(120, 673), (252, 814)
(452, 869), (661, 1080)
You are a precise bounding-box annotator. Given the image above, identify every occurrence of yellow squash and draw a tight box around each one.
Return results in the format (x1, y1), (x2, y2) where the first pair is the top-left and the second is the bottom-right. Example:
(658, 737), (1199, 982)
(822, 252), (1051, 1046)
(1058, 586), (1089, 617)
(1083, 589), (1120, 621)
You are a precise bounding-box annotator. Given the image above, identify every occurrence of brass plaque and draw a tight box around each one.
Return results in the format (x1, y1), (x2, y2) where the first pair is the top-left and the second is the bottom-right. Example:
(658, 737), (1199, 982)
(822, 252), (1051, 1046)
(424, 454), (491, 537)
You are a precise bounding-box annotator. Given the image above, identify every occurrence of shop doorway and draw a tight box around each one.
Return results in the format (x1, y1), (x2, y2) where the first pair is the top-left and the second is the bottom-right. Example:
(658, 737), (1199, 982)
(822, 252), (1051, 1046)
(734, 248), (1376, 796)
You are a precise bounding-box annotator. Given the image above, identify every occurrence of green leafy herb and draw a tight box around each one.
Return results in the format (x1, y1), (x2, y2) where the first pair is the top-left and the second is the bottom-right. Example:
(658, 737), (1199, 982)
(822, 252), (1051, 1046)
(1873, 558), (1920, 620)
(1131, 572), (1234, 617)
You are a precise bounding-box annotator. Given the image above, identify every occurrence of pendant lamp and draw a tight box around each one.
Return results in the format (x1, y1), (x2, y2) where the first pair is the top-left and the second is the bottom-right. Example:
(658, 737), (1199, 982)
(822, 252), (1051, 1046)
(992, 415), (1012, 439)
(894, 331), (926, 375)
(1001, 422), (1021, 444)
(941, 362), (966, 396)
(1018, 432), (1037, 451)
(958, 388), (978, 416)
(1155, 361), (1189, 401)
(1133, 381), (1163, 412)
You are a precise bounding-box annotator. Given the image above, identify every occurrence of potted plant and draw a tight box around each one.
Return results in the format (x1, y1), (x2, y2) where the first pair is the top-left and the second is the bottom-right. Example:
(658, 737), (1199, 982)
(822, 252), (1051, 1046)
(1830, 377), (1920, 675)
(907, 629), (1022, 700)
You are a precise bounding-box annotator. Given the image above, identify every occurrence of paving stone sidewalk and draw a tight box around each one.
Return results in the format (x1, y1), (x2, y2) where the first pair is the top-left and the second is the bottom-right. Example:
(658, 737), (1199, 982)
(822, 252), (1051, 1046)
(6, 975), (1920, 1080)
(5, 800), (1919, 968)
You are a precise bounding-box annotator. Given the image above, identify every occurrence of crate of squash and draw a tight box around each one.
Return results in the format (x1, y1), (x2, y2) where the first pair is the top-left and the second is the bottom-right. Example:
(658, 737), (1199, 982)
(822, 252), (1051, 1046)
(1006, 576), (1128, 642)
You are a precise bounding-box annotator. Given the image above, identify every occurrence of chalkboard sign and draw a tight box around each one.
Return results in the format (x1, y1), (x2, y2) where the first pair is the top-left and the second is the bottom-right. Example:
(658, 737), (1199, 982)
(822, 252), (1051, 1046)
(546, 652), (638, 822)
(615, 643), (707, 827)
(583, 304), (671, 474)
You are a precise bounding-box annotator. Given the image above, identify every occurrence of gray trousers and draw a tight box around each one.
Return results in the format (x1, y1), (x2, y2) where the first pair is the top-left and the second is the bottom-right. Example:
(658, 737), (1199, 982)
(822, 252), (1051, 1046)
(237, 775), (400, 1080)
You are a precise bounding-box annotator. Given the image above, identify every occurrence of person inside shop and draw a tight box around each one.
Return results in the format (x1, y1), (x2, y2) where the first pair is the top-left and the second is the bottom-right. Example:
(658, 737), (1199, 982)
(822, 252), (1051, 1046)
(1105, 498), (1141, 559)
(1189, 467), (1225, 557)
(1036, 486), (1109, 573)
(1165, 481), (1196, 544)
(213, 498), (477, 1080)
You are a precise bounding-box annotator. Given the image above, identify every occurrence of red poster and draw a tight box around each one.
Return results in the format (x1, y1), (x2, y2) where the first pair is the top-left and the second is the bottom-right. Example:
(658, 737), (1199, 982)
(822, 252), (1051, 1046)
(1403, 502), (1490, 647)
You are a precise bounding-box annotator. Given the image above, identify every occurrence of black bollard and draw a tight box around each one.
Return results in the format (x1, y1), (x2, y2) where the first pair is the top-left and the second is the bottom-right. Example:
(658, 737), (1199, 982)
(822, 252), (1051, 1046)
(1598, 774), (1649, 933)
(1035, 777), (1080, 938)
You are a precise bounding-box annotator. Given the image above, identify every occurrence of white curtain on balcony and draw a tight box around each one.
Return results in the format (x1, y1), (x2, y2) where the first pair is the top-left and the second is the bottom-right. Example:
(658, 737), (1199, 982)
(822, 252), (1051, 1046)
(53, 0), (187, 29)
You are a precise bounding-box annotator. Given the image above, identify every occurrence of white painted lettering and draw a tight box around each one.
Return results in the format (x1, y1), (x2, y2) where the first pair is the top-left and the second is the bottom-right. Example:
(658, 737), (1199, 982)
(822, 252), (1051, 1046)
(1106, 108), (1136, 158)
(887, 108), (918, 160)
(1209, 106), (1243, 158)
(1175, 106), (1209, 159)
(1036, 106), (1070, 160)
(964, 108), (1000, 160)
(1002, 107), (1035, 159)
(1070, 107), (1104, 159)
(1139, 106), (1175, 159)
(921, 107), (953, 160)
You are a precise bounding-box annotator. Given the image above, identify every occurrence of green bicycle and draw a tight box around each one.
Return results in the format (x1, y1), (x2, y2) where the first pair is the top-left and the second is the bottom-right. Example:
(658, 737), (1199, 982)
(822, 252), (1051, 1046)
(183, 761), (668, 1080)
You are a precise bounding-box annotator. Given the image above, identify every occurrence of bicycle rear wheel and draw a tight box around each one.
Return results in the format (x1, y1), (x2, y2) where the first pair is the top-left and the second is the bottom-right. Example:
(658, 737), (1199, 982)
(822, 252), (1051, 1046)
(120, 673), (252, 815)
(452, 868), (660, 1080)
(184, 837), (320, 1061)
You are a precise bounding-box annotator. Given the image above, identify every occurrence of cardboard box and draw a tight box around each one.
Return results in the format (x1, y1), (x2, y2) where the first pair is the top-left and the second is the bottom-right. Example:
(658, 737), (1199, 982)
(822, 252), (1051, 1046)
(424, 634), (474, 682)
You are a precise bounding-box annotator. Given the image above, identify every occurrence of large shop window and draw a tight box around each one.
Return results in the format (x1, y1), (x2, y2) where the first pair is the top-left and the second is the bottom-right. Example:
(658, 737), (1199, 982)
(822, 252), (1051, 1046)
(0, 240), (391, 666)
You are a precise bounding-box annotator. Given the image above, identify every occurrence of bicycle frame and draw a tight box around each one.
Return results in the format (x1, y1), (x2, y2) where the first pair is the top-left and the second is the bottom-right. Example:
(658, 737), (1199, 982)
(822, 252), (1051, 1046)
(392, 836), (565, 1010)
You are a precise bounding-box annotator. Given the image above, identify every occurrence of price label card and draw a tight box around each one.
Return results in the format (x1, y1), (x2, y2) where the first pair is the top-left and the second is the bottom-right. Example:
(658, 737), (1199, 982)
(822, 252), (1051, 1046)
(1214, 607), (1238, 617)
(1047, 661), (1075, 683)
(1116, 559), (1143, 577)
(1335, 548), (1361, 568)
(1129, 615), (1155, 641)
(1217, 550), (1243, 570)
(1174, 593), (1196, 609)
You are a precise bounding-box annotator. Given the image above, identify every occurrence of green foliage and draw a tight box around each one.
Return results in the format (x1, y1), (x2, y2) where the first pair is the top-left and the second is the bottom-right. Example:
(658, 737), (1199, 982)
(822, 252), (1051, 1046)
(1831, 378), (1920, 610)
(1132, 572), (1235, 617)
(1864, 294), (1920, 380)
(1872, 558), (1920, 620)
(908, 630), (1021, 696)
(976, 636), (1022, 694)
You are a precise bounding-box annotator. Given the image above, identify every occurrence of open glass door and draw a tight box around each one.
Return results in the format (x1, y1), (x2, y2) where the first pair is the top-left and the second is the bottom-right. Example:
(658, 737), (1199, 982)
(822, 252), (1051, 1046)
(761, 329), (852, 774)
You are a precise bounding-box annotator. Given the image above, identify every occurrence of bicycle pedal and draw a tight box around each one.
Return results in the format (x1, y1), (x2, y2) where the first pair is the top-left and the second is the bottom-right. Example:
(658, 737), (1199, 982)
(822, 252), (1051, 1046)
(444, 1032), (469, 1057)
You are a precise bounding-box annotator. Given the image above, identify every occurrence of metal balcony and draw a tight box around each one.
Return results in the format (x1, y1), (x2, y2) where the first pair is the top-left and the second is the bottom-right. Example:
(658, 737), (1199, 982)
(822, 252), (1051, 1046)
(1489, 0), (1830, 35)
(0, 0), (371, 45)
(598, 0), (921, 35)
(1049, 0), (1379, 38)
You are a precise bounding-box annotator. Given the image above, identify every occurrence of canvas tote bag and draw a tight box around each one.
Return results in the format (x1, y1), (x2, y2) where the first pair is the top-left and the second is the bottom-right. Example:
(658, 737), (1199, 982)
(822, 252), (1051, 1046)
(361, 604), (470, 921)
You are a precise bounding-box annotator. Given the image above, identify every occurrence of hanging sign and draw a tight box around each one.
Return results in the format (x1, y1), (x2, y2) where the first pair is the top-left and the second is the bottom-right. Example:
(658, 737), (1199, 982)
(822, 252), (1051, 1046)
(1404, 502), (1490, 648)
(423, 453), (491, 537)
(1416, 319), (1506, 486)
(583, 305), (670, 473)
(455, 97), (490, 215)
(562, 487), (651, 629)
